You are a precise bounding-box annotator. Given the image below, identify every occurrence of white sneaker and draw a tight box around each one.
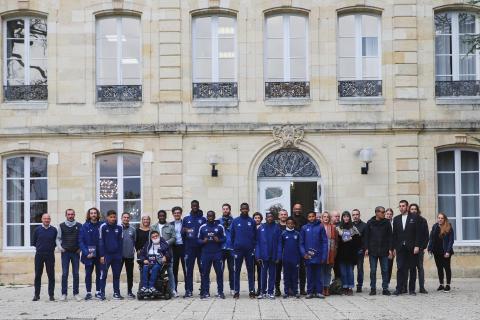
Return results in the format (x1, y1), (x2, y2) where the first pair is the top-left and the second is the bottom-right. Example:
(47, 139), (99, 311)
(60, 294), (67, 301)
(74, 294), (82, 302)
(172, 290), (179, 298)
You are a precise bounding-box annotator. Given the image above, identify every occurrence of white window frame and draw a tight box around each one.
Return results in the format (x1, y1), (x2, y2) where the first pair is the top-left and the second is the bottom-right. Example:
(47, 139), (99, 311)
(435, 12), (480, 81)
(192, 15), (238, 83)
(264, 13), (309, 82)
(337, 13), (382, 81)
(3, 16), (47, 88)
(437, 148), (480, 245)
(96, 153), (143, 225)
(3, 155), (48, 251)
(95, 16), (142, 86)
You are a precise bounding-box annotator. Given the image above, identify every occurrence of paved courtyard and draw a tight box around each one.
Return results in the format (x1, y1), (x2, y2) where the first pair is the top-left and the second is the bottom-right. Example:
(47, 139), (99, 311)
(0, 279), (478, 320)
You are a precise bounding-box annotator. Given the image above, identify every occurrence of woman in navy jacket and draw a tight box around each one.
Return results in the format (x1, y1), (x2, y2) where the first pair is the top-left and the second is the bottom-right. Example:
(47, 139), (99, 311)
(428, 213), (454, 292)
(79, 207), (102, 300)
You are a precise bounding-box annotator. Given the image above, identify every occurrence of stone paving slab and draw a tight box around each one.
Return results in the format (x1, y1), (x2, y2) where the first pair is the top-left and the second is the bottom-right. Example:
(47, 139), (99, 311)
(0, 279), (478, 320)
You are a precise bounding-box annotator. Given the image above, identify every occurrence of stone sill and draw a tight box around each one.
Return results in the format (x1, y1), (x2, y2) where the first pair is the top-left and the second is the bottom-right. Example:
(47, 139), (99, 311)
(453, 245), (480, 254)
(264, 98), (311, 106)
(95, 101), (143, 109)
(338, 97), (384, 105)
(192, 99), (239, 108)
(0, 102), (48, 110)
(436, 97), (480, 105)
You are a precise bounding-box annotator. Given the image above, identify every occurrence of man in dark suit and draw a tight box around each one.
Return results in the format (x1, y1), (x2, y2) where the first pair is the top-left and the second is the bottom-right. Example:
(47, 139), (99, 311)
(392, 200), (420, 296)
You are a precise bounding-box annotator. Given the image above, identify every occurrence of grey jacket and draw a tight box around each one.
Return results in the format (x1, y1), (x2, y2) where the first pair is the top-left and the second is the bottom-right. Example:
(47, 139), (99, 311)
(151, 222), (176, 246)
(122, 224), (136, 259)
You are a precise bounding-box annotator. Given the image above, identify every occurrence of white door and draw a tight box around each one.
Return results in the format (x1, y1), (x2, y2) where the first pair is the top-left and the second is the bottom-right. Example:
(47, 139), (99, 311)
(258, 180), (291, 215)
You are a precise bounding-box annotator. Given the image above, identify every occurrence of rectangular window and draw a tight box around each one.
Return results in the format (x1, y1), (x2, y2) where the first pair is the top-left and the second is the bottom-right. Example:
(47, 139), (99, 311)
(3, 155), (48, 248)
(264, 13), (309, 99)
(96, 16), (142, 102)
(437, 149), (480, 242)
(192, 15), (237, 99)
(96, 154), (142, 225)
(3, 17), (48, 101)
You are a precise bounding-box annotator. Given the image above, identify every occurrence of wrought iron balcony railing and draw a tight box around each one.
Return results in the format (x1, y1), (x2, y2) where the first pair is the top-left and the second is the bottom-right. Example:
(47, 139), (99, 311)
(265, 81), (310, 99)
(96, 85), (142, 102)
(3, 85), (48, 101)
(338, 80), (382, 98)
(435, 80), (480, 97)
(192, 82), (238, 99)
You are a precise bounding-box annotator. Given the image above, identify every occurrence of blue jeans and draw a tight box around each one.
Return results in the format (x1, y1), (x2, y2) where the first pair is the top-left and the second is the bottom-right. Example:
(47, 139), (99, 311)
(340, 263), (354, 289)
(369, 255), (389, 290)
(142, 264), (162, 289)
(61, 251), (80, 295)
(321, 264), (333, 289)
(355, 252), (364, 288)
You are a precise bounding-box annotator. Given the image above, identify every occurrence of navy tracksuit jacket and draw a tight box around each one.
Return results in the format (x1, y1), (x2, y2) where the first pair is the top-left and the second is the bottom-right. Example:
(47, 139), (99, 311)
(300, 221), (328, 295)
(278, 229), (302, 295)
(255, 222), (281, 295)
(217, 215), (234, 291)
(79, 220), (102, 293)
(99, 222), (123, 295)
(182, 210), (206, 293)
(231, 214), (257, 293)
(198, 222), (225, 295)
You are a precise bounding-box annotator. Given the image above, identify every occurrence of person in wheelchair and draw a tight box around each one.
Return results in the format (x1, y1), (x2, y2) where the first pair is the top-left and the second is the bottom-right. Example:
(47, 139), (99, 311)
(137, 230), (170, 296)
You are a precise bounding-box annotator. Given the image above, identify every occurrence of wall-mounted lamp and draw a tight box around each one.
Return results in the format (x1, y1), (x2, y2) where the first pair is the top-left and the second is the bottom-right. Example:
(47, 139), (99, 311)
(359, 148), (373, 174)
(208, 154), (220, 177)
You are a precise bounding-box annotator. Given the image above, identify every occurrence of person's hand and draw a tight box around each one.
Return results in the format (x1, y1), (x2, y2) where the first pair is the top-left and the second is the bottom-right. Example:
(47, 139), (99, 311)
(388, 250), (393, 259)
(202, 238), (208, 244)
(213, 236), (219, 242)
(257, 259), (263, 265)
(414, 247), (420, 255)
(303, 254), (311, 260)
(59, 247), (66, 253)
(444, 253), (450, 258)
(275, 260), (280, 264)
(364, 249), (369, 257)
(87, 253), (94, 259)
(393, 249), (396, 257)
(100, 257), (105, 264)
(162, 256), (167, 263)
(143, 259), (149, 265)
(76, 249), (81, 254)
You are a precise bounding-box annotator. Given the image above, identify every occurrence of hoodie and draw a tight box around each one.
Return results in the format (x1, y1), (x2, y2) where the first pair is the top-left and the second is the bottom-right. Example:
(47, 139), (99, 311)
(299, 220), (328, 265)
(363, 216), (393, 257)
(255, 222), (281, 261)
(99, 222), (123, 259)
(182, 210), (207, 249)
(231, 214), (256, 251)
(197, 221), (225, 254)
(138, 237), (171, 264)
(277, 228), (301, 264)
(79, 220), (101, 265)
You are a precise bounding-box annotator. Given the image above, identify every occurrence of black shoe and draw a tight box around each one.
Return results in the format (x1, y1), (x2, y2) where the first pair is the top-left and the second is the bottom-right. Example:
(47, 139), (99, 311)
(275, 288), (281, 297)
(356, 286), (362, 293)
(217, 293), (225, 299)
(382, 289), (391, 296)
(233, 292), (240, 299)
(393, 290), (402, 296)
(409, 291), (416, 296)
(112, 293), (124, 300)
(437, 285), (445, 291)
(255, 289), (261, 296)
(369, 289), (376, 296)
(444, 285), (451, 292)
(127, 292), (136, 299)
(419, 288), (428, 294)
(32, 296), (40, 301)
(49, 296), (55, 301)
(183, 291), (193, 298)
(300, 289), (307, 296)
(305, 294), (314, 299)
(249, 291), (256, 299)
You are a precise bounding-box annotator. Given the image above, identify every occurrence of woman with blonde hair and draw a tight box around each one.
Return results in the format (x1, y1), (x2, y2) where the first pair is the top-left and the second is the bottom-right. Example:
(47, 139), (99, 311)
(320, 211), (338, 296)
(428, 213), (454, 292)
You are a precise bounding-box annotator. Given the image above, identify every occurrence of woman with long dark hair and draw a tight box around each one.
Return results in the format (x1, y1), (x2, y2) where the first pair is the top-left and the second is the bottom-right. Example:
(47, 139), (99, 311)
(428, 213), (454, 292)
(336, 211), (361, 295)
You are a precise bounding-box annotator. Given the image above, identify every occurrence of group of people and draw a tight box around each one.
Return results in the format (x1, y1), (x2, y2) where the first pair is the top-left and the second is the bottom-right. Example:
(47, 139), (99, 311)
(32, 199), (455, 301)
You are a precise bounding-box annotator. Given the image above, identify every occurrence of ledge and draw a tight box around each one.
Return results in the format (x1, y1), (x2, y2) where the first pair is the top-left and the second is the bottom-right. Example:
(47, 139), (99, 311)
(95, 101), (143, 109)
(453, 245), (480, 254)
(264, 98), (311, 106)
(192, 99), (239, 108)
(0, 102), (48, 110)
(338, 97), (385, 105)
(436, 97), (480, 105)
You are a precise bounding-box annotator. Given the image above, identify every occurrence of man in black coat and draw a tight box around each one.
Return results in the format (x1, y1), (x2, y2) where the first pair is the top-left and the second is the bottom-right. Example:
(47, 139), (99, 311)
(392, 200), (421, 295)
(352, 209), (367, 293)
(408, 204), (429, 294)
(364, 206), (393, 296)
(291, 203), (308, 295)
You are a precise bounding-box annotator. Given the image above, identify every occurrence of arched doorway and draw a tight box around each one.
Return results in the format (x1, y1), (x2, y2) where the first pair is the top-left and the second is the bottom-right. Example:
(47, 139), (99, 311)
(257, 148), (323, 215)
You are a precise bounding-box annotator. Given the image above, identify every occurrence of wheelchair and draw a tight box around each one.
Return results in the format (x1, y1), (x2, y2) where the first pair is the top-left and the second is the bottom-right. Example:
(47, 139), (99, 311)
(137, 262), (172, 300)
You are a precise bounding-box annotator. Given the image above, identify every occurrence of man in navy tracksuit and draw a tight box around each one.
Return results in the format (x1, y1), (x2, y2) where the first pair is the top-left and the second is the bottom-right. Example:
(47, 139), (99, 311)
(231, 202), (257, 299)
(218, 203), (234, 295)
(198, 210), (226, 299)
(32, 213), (57, 301)
(79, 207), (102, 300)
(278, 217), (301, 298)
(255, 212), (281, 299)
(181, 200), (206, 298)
(300, 211), (328, 299)
(99, 210), (123, 300)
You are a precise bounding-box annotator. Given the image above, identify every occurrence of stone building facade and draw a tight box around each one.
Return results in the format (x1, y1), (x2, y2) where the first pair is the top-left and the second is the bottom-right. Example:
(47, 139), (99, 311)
(0, 0), (479, 283)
